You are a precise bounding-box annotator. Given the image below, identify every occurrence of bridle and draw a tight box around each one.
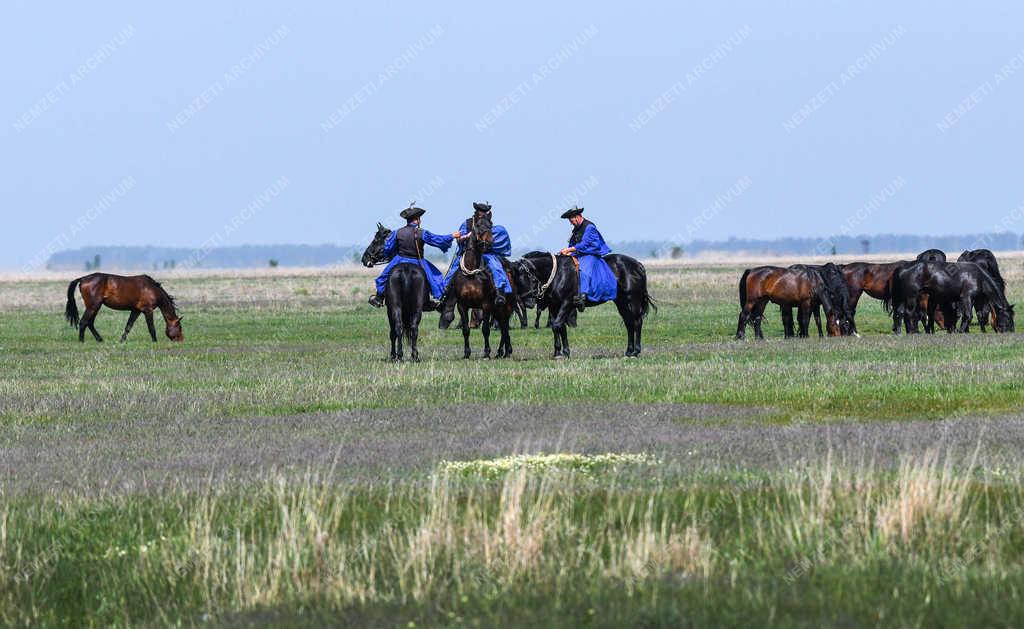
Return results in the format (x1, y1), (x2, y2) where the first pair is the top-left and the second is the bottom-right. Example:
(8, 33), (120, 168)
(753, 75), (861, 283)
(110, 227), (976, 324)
(459, 216), (487, 276)
(520, 253), (559, 299)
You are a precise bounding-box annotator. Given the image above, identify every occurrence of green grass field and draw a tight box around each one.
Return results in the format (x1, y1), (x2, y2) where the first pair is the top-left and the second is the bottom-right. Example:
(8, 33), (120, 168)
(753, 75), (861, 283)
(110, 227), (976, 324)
(3, 258), (1024, 626)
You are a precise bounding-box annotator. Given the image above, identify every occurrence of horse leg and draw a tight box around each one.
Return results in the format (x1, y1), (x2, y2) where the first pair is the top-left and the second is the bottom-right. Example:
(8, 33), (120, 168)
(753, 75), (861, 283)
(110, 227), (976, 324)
(496, 313), (511, 358)
(407, 310), (421, 362)
(751, 299), (768, 340)
(120, 310), (141, 342)
(82, 306), (103, 342)
(615, 298), (638, 357)
(78, 306), (100, 342)
(780, 307), (795, 338)
(797, 303), (811, 338)
(551, 302), (573, 358)
(515, 301), (528, 329)
(812, 305), (823, 338)
(481, 314), (492, 359)
(736, 300), (755, 340)
(848, 292), (861, 334)
(460, 305), (472, 359)
(143, 311), (158, 342)
(958, 296), (973, 333)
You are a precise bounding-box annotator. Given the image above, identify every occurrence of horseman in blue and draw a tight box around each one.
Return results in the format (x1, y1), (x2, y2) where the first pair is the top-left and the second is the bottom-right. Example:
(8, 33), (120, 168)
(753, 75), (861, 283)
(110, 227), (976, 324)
(368, 206), (452, 310)
(559, 205), (617, 308)
(439, 202), (514, 325)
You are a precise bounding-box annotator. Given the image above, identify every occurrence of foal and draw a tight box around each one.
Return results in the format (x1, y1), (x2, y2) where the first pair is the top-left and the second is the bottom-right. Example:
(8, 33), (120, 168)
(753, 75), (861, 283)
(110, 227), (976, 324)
(66, 274), (184, 342)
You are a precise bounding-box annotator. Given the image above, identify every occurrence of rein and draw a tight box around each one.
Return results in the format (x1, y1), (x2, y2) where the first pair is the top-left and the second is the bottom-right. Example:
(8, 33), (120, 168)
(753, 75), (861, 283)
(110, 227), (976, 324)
(459, 217), (486, 276)
(539, 253), (558, 295)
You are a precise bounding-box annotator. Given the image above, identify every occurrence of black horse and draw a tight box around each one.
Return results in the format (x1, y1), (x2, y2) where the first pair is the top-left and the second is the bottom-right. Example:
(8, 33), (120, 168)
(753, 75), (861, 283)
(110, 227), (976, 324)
(958, 249), (1007, 331)
(362, 224), (430, 361)
(796, 263), (858, 337)
(917, 249), (947, 263)
(890, 260), (1014, 333)
(520, 252), (655, 357)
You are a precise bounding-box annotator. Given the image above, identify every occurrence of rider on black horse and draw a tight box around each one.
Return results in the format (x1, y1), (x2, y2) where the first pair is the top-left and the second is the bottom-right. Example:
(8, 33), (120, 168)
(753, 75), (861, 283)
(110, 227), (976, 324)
(368, 206), (452, 310)
(559, 205), (617, 310)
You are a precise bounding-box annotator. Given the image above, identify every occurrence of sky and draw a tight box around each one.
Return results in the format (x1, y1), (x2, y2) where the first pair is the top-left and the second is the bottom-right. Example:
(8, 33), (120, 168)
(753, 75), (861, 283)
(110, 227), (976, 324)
(4, 1), (1024, 269)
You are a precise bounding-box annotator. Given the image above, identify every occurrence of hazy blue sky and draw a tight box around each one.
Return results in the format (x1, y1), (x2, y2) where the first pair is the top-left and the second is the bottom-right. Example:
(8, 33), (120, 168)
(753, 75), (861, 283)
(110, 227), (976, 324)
(4, 1), (1024, 269)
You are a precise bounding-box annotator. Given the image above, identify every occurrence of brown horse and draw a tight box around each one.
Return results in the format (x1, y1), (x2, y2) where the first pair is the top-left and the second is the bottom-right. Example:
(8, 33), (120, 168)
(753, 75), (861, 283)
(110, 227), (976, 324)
(736, 265), (843, 339)
(841, 261), (907, 325)
(449, 213), (517, 358)
(65, 273), (183, 343)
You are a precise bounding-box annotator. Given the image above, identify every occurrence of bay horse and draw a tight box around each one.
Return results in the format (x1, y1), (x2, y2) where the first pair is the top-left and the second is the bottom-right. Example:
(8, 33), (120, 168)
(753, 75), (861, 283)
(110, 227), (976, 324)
(843, 261), (907, 330)
(736, 265), (845, 339)
(448, 213), (517, 359)
(958, 249), (1006, 331)
(520, 251), (654, 358)
(362, 224), (429, 361)
(65, 274), (183, 343)
(890, 260), (1014, 333)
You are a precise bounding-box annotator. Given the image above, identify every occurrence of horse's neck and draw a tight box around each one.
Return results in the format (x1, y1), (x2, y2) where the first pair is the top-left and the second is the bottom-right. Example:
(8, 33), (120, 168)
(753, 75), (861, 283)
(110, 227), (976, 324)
(464, 244), (481, 270)
(981, 274), (1007, 305)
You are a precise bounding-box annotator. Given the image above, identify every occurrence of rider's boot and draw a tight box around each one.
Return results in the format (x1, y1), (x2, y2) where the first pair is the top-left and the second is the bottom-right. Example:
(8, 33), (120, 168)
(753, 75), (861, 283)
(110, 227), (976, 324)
(368, 293), (385, 308)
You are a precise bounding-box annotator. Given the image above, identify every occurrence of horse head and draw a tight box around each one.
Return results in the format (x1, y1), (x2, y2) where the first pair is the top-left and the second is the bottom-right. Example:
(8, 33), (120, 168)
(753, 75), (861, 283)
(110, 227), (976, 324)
(361, 223), (392, 268)
(512, 260), (541, 308)
(994, 303), (1015, 333)
(166, 316), (184, 342)
(820, 263), (857, 337)
(470, 212), (494, 253)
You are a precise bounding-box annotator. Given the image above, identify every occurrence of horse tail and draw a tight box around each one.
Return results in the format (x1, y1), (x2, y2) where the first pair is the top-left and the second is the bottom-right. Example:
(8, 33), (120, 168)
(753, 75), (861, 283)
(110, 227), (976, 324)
(65, 277), (82, 327)
(883, 268), (899, 314)
(739, 269), (751, 308)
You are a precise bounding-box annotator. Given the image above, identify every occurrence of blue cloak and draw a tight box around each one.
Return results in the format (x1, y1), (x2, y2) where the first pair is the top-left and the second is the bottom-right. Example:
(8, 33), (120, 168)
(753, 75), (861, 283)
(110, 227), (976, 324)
(375, 228), (452, 298)
(444, 222), (513, 294)
(571, 223), (617, 303)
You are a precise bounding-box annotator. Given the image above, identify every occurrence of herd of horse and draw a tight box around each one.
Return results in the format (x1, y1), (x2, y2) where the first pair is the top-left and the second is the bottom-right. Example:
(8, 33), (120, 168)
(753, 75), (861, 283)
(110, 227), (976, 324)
(361, 216), (655, 361)
(737, 248), (1015, 339)
(58, 241), (1014, 357)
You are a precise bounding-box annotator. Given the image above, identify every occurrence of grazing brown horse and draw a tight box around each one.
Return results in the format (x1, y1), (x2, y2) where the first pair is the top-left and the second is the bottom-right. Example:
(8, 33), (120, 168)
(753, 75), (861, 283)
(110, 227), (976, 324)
(842, 261), (907, 324)
(449, 213), (518, 358)
(66, 274), (183, 343)
(736, 265), (844, 339)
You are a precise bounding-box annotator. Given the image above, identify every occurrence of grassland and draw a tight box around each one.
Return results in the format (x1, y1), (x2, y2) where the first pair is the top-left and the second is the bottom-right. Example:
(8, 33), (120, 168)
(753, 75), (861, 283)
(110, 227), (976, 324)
(2, 256), (1024, 626)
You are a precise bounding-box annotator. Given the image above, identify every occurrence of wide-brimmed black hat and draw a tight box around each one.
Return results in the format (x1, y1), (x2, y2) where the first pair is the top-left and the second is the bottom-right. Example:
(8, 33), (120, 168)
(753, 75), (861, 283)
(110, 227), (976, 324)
(560, 205), (584, 219)
(472, 201), (492, 213)
(400, 206), (426, 220)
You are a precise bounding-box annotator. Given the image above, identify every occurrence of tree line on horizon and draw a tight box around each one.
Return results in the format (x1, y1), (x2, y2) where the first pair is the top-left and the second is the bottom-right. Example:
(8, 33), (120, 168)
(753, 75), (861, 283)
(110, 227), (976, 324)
(44, 232), (1023, 271)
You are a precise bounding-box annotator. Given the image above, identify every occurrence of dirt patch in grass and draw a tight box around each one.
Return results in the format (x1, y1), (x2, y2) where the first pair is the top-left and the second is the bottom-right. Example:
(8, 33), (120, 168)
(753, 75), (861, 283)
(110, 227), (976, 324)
(3, 402), (1022, 495)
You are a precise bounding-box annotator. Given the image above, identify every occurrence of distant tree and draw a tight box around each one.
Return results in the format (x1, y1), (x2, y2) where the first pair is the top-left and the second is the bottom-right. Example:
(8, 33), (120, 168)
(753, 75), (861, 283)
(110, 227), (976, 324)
(84, 259), (92, 271)
(860, 239), (870, 254)
(830, 244), (837, 256)
(93, 254), (101, 269)
(269, 259), (279, 268)
(670, 245), (683, 259)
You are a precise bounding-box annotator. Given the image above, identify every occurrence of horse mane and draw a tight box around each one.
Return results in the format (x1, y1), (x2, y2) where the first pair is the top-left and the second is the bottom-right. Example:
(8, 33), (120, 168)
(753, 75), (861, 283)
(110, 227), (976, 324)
(145, 276), (178, 313)
(819, 264), (851, 315)
(975, 266), (1010, 307)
